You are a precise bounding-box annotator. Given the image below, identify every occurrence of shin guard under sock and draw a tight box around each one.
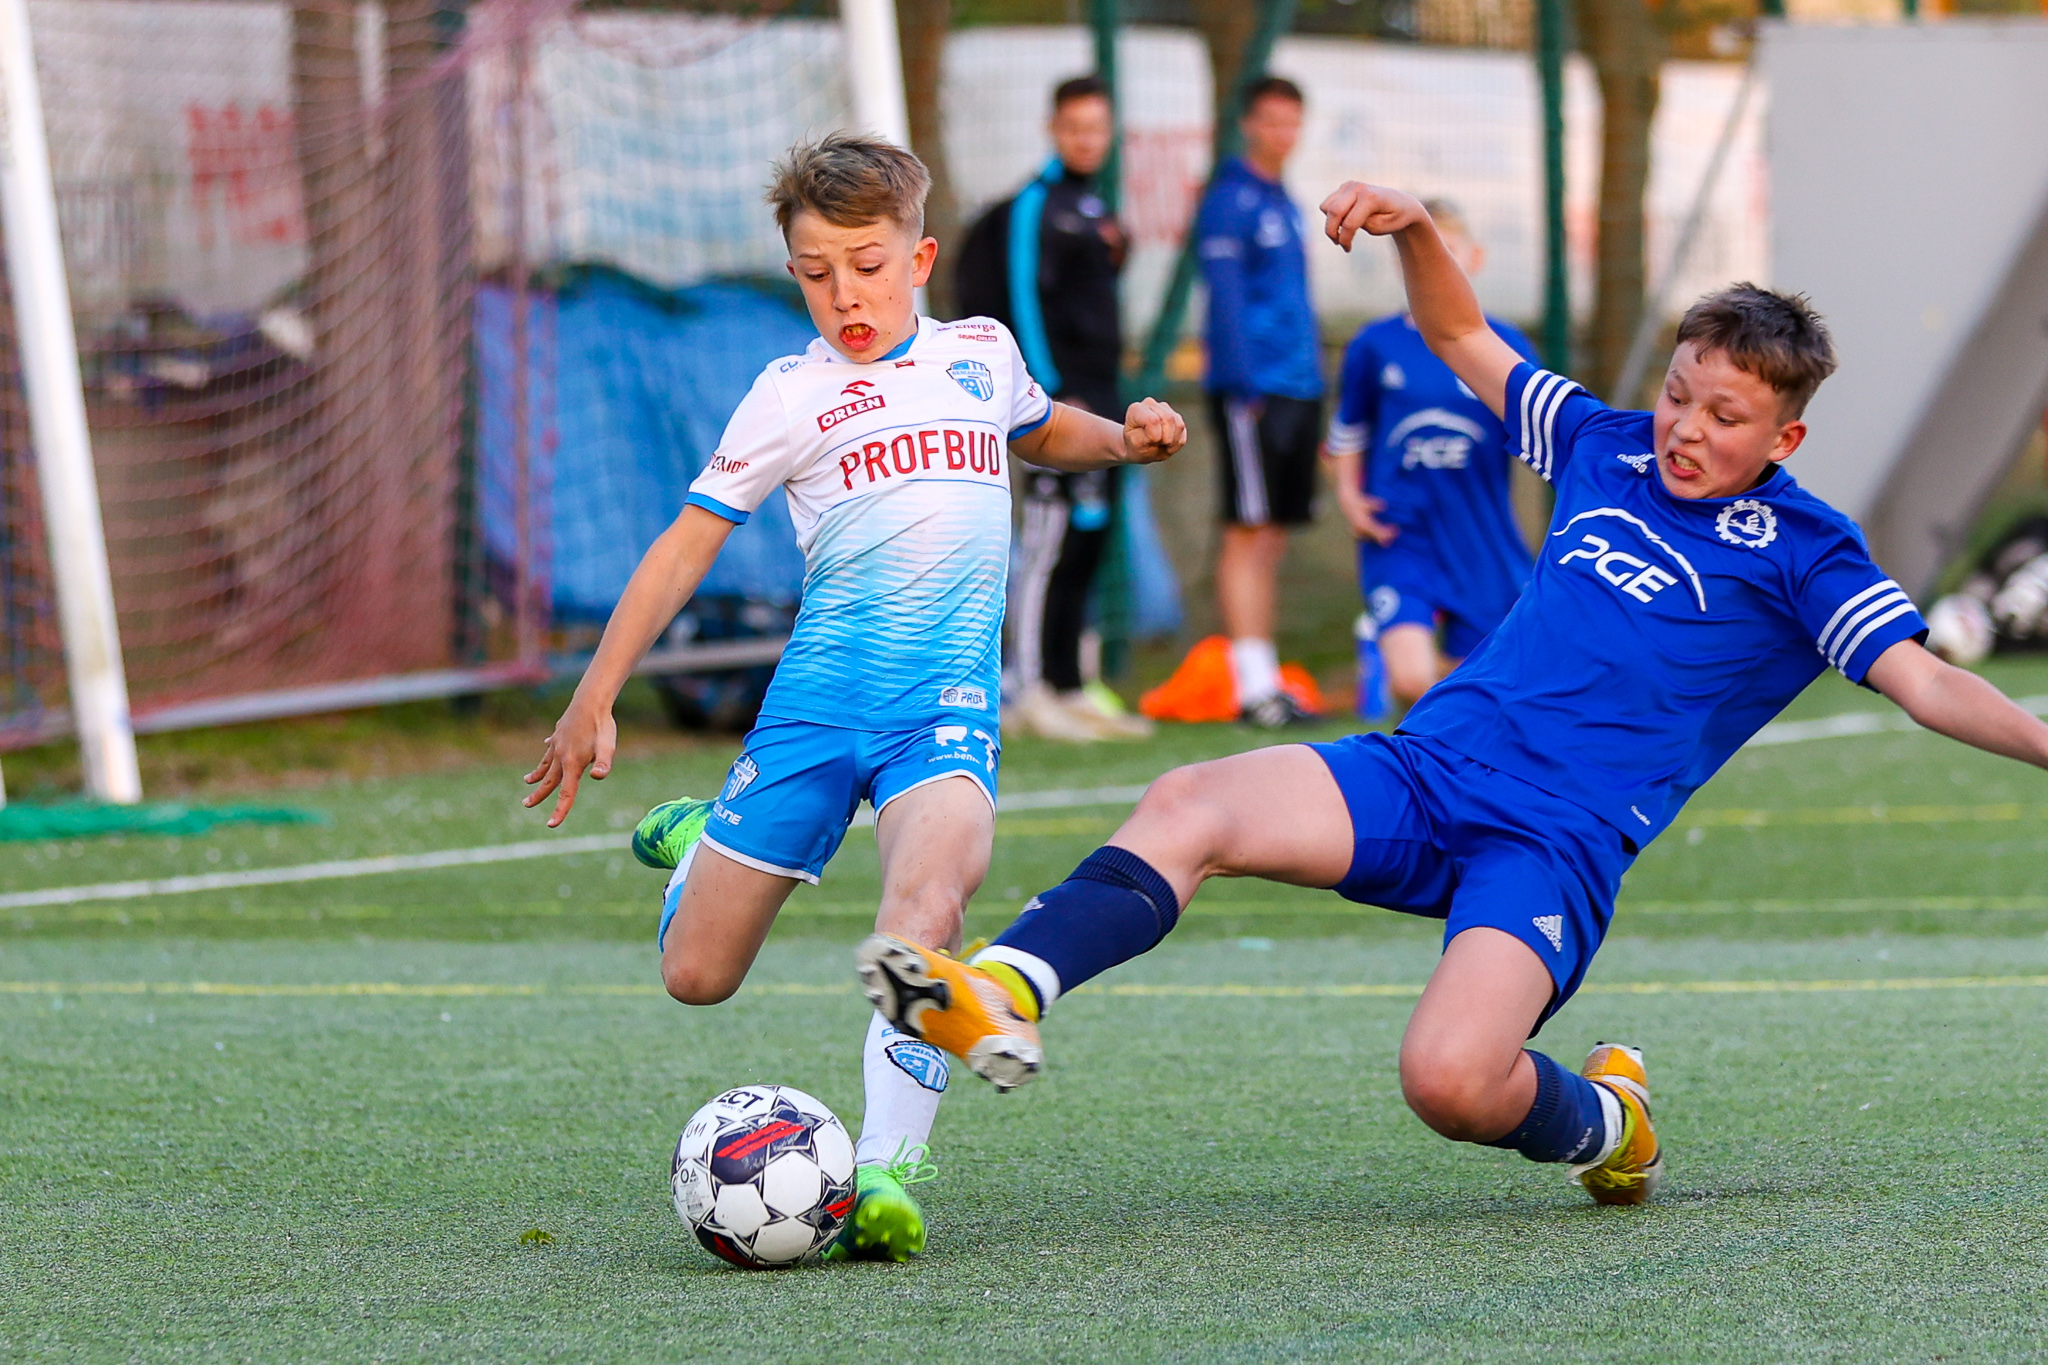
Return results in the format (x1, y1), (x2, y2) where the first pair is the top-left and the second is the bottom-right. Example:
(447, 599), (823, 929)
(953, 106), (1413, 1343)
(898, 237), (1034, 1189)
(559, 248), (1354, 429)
(1483, 1050), (1613, 1164)
(977, 846), (1182, 1012)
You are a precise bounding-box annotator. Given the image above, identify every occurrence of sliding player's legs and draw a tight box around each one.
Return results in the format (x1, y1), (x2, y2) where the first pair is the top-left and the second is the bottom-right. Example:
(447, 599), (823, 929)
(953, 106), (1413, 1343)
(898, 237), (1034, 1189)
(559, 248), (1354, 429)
(858, 744), (1352, 1090)
(860, 732), (1663, 1201)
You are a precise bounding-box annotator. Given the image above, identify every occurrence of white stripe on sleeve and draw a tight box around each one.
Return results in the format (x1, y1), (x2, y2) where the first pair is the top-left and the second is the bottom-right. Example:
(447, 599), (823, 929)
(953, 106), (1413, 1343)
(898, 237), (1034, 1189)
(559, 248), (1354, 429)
(1516, 370), (1576, 482)
(1833, 601), (1918, 675)
(1816, 579), (1907, 663)
(1325, 418), (1369, 458)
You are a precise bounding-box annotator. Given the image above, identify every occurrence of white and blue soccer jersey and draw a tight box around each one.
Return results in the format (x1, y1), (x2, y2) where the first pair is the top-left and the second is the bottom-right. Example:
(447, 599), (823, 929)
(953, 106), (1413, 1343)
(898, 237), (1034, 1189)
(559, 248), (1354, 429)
(1400, 362), (1927, 844)
(686, 316), (1051, 732)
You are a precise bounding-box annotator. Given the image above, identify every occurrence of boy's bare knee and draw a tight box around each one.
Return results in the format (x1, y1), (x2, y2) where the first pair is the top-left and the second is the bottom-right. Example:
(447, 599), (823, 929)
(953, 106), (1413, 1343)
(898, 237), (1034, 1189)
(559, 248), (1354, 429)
(1399, 1042), (1510, 1142)
(662, 956), (740, 1006)
(1131, 764), (1232, 851)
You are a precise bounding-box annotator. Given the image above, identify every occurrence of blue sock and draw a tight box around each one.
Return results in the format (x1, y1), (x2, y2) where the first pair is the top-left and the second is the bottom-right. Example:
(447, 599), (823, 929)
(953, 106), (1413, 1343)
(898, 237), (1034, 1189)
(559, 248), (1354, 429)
(1483, 1051), (1613, 1164)
(985, 847), (1181, 1009)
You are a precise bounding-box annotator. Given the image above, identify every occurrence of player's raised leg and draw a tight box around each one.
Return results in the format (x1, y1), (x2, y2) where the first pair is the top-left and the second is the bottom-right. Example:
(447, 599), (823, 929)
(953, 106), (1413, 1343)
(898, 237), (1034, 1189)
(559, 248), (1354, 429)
(830, 774), (993, 1262)
(859, 744), (1350, 1087)
(657, 843), (799, 1005)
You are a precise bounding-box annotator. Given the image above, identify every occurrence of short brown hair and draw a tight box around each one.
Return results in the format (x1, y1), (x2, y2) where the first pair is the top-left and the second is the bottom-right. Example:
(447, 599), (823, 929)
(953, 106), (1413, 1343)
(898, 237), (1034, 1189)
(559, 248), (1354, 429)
(1674, 283), (1838, 419)
(766, 132), (930, 239)
(1052, 74), (1110, 112)
(1420, 197), (1470, 238)
(1243, 75), (1304, 110)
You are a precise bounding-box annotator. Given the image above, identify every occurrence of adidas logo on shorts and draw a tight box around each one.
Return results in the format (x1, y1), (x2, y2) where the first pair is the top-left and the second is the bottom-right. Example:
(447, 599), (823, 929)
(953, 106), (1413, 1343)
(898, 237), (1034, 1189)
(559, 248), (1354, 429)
(1532, 915), (1564, 952)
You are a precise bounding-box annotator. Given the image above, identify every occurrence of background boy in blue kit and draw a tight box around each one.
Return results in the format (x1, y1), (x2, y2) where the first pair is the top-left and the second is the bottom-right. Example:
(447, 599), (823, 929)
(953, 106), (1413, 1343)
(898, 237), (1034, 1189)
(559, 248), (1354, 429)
(1324, 200), (1540, 708)
(1196, 75), (1325, 728)
(520, 133), (1185, 1261)
(856, 180), (2048, 1211)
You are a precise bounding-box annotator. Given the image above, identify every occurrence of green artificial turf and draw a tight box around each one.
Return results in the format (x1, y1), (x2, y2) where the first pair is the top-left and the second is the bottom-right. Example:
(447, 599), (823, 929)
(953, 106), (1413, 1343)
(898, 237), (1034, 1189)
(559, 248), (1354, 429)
(5, 657), (2048, 1360)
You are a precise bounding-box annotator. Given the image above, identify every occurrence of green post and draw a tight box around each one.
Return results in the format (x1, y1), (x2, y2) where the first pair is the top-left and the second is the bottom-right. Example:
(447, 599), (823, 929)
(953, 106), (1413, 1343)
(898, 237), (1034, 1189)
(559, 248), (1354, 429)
(1088, 0), (1135, 676)
(1901, 0), (1918, 17)
(1759, 0), (1786, 15)
(1535, 0), (1571, 374)
(1135, 0), (1300, 397)
(1091, 0), (1120, 215)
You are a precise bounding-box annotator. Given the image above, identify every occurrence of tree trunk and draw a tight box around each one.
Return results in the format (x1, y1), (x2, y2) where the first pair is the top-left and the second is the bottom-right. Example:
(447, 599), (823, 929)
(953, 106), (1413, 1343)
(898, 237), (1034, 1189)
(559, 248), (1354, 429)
(1576, 0), (1664, 399)
(1190, 0), (1260, 126)
(895, 0), (959, 318)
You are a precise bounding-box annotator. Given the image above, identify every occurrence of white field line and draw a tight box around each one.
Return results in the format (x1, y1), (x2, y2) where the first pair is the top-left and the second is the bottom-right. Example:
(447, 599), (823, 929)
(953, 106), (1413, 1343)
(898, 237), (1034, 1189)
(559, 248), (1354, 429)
(1742, 693), (2048, 747)
(6, 973), (2048, 1001)
(0, 784), (1155, 912)
(7, 691), (2045, 915)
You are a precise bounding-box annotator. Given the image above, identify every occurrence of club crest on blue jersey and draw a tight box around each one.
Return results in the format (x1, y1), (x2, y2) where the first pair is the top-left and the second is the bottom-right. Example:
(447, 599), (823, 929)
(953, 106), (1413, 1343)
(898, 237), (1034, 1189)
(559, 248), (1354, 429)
(722, 754), (759, 802)
(1716, 498), (1779, 550)
(946, 359), (994, 401)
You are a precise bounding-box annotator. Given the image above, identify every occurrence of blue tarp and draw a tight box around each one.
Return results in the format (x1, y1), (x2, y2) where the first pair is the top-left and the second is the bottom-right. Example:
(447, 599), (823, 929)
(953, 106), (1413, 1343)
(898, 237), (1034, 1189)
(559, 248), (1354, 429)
(478, 272), (812, 619)
(476, 270), (1180, 635)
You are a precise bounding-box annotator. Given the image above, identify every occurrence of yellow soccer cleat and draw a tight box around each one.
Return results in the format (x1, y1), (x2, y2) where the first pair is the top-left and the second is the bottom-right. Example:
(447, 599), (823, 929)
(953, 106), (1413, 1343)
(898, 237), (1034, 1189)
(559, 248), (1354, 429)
(854, 934), (1044, 1092)
(1571, 1042), (1664, 1205)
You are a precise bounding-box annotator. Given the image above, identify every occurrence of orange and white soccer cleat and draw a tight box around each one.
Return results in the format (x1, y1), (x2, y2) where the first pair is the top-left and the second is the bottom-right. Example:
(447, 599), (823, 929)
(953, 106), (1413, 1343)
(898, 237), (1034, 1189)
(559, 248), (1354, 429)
(1570, 1042), (1664, 1205)
(854, 934), (1044, 1092)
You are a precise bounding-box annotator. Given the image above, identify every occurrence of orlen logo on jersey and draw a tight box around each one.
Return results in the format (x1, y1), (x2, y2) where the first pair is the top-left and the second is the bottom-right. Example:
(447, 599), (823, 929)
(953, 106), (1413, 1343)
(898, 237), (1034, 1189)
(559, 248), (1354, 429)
(1550, 508), (1708, 612)
(837, 426), (1005, 489)
(818, 380), (886, 432)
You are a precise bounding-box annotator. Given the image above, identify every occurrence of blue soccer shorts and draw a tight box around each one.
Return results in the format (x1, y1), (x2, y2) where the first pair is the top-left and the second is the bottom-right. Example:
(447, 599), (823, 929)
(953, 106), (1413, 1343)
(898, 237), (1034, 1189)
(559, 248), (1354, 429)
(1309, 730), (1635, 1024)
(1357, 540), (1506, 661)
(696, 716), (1002, 884)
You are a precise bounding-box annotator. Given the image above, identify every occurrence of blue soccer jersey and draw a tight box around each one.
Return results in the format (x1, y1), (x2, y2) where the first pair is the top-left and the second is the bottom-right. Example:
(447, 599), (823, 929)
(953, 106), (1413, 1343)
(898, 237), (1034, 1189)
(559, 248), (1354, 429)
(1329, 314), (1540, 631)
(1400, 363), (1927, 844)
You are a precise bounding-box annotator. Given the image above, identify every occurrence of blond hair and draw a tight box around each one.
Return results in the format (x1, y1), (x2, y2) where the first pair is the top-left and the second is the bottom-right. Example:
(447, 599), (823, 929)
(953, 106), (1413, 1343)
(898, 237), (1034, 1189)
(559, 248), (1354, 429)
(766, 132), (930, 239)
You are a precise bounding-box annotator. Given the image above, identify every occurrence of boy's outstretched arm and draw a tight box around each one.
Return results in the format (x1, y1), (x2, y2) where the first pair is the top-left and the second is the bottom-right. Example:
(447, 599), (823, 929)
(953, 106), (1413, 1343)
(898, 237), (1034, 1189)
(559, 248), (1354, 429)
(1318, 181), (1522, 420)
(523, 505), (737, 827)
(1866, 640), (2048, 768)
(1010, 397), (1187, 472)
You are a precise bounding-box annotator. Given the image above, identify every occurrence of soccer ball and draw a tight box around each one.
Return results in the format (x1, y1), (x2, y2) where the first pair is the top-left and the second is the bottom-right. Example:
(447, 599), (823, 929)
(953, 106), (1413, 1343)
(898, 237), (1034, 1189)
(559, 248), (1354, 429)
(670, 1084), (856, 1268)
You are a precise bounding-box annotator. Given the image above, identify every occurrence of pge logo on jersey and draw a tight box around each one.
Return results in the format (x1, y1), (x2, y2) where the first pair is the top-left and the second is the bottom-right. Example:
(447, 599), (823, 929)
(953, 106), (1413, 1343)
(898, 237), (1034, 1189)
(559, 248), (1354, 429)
(947, 360), (994, 401)
(1551, 508), (1708, 612)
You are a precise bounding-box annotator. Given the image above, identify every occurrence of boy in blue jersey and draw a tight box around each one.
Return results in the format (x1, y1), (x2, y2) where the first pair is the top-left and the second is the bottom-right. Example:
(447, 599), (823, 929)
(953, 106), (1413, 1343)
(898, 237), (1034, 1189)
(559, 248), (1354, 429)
(522, 134), (1186, 1259)
(1326, 201), (1540, 707)
(855, 180), (2048, 1206)
(1197, 76), (1327, 727)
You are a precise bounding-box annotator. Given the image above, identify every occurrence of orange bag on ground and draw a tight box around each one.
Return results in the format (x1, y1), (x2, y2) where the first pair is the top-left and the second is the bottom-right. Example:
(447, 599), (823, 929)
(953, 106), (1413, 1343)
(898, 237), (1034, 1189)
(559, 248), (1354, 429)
(1139, 635), (1325, 723)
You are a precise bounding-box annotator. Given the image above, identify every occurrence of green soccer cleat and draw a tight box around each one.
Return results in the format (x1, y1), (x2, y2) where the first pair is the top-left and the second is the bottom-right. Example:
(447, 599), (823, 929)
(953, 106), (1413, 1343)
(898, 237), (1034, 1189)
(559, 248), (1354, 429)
(631, 797), (713, 871)
(821, 1142), (937, 1264)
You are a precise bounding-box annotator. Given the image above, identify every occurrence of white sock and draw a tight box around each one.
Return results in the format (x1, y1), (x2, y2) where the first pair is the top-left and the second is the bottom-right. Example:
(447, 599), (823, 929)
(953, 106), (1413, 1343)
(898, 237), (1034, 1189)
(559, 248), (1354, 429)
(970, 943), (1063, 1013)
(854, 1011), (948, 1167)
(1229, 636), (1282, 706)
(1586, 1082), (1624, 1167)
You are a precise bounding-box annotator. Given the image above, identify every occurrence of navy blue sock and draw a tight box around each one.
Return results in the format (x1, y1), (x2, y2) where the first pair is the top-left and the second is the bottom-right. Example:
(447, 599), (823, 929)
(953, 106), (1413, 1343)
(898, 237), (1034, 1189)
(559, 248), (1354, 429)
(986, 847), (1181, 1007)
(1483, 1051), (1612, 1164)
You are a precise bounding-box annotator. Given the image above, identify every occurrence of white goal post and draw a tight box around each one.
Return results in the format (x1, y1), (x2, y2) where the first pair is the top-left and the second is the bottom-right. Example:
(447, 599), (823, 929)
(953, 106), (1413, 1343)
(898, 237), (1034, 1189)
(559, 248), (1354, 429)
(0, 0), (141, 803)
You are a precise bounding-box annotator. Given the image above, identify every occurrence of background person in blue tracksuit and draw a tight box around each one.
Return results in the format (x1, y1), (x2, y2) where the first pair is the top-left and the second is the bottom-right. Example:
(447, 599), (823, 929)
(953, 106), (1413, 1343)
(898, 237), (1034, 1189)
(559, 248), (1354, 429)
(1323, 201), (1540, 708)
(1196, 75), (1324, 728)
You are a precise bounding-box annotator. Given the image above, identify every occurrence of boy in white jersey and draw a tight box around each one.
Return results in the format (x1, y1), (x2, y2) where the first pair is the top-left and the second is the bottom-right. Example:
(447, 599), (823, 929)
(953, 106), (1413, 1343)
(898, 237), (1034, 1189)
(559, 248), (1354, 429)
(521, 134), (1185, 1262)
